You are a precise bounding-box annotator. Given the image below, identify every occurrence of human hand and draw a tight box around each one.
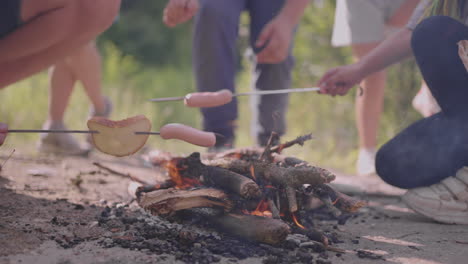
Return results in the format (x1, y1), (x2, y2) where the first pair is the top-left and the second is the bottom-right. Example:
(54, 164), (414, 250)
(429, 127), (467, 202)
(256, 14), (295, 64)
(0, 123), (8, 146)
(317, 63), (365, 96)
(163, 0), (199, 28)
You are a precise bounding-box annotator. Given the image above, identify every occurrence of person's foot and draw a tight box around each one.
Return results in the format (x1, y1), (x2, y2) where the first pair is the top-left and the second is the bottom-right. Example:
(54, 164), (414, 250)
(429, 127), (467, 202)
(87, 96), (113, 144)
(356, 148), (376, 177)
(412, 87), (441, 117)
(90, 96), (113, 118)
(402, 167), (468, 225)
(37, 121), (91, 156)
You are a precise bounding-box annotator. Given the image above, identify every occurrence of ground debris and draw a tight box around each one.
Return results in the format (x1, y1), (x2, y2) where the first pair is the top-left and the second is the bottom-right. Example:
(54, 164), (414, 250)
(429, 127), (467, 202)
(356, 249), (385, 260)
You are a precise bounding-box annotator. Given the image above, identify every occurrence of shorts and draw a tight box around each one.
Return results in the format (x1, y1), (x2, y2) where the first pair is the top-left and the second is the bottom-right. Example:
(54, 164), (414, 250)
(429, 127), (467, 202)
(0, 0), (22, 39)
(331, 0), (406, 47)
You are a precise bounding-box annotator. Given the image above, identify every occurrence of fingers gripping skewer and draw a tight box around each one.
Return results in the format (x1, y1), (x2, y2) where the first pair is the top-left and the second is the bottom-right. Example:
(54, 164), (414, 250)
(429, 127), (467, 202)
(149, 87), (321, 108)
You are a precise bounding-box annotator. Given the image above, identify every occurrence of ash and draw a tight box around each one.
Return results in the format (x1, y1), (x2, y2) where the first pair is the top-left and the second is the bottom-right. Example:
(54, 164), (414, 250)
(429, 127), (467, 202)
(94, 203), (356, 264)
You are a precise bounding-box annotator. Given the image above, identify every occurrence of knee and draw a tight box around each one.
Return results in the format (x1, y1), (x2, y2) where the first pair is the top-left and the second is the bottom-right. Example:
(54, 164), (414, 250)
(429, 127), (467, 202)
(375, 145), (413, 189)
(412, 16), (460, 51)
(77, 0), (121, 35)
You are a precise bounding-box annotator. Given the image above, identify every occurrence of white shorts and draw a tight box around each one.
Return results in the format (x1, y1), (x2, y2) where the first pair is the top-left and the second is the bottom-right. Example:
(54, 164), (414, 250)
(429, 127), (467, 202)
(332, 0), (406, 47)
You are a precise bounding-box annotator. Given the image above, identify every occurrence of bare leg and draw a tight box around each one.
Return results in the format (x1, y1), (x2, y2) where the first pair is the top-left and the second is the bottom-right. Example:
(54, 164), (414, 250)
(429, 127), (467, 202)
(0, 0), (121, 88)
(0, 0), (76, 63)
(66, 42), (106, 114)
(353, 43), (385, 151)
(48, 61), (76, 122)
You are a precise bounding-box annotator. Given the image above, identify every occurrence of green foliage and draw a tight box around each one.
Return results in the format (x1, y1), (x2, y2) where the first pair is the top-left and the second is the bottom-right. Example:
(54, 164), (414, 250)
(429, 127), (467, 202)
(1, 2), (424, 173)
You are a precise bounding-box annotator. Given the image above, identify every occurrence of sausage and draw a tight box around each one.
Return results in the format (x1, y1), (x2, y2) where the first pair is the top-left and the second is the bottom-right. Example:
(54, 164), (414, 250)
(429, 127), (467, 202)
(184, 89), (233, 108)
(159, 123), (216, 147)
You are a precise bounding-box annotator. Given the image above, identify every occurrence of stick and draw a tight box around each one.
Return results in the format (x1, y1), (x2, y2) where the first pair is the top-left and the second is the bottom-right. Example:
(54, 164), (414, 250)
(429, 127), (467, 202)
(260, 132), (280, 162)
(92, 162), (149, 185)
(210, 214), (291, 245)
(270, 134), (313, 154)
(139, 188), (232, 215)
(311, 184), (366, 213)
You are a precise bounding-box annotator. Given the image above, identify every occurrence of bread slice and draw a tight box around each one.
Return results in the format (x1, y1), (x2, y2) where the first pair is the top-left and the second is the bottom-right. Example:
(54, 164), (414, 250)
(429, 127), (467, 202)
(87, 115), (152, 157)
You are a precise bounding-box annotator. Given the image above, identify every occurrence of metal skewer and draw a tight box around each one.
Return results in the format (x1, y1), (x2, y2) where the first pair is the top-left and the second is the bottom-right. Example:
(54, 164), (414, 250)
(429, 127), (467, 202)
(148, 87), (321, 102)
(7, 129), (160, 135)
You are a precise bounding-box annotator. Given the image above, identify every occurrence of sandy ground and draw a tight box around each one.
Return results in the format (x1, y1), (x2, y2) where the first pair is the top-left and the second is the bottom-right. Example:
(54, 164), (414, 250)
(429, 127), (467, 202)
(0, 149), (467, 264)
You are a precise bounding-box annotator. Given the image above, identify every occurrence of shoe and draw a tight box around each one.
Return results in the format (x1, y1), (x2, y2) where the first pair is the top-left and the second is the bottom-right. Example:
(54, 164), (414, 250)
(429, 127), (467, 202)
(356, 148), (376, 177)
(37, 121), (91, 156)
(89, 96), (113, 118)
(402, 167), (468, 225)
(87, 96), (113, 143)
(412, 87), (441, 118)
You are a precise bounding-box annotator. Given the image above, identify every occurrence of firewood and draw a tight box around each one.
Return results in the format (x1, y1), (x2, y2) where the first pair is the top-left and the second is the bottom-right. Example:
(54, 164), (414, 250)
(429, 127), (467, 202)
(139, 188), (232, 216)
(202, 166), (261, 199)
(310, 184), (366, 213)
(176, 153), (261, 199)
(207, 159), (336, 187)
(210, 214), (291, 245)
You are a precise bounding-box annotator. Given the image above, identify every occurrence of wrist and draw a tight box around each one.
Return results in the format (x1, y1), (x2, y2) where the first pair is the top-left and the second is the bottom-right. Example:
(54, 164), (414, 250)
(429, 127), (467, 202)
(278, 0), (308, 26)
(355, 60), (371, 81)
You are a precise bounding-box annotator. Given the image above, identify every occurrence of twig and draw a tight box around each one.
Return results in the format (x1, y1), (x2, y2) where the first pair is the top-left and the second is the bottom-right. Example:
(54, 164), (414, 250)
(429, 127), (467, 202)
(0, 149), (15, 171)
(92, 162), (149, 185)
(268, 198), (280, 219)
(260, 132), (280, 162)
(270, 134), (313, 154)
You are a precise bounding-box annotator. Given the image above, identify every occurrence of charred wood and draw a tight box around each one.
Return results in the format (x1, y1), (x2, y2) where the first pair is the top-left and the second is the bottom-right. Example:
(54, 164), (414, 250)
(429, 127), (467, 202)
(139, 188), (232, 216)
(210, 214), (291, 245)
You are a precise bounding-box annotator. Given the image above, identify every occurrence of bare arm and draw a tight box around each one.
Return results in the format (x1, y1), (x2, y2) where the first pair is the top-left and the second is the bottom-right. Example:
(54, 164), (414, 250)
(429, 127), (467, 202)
(358, 28), (413, 78)
(318, 28), (413, 96)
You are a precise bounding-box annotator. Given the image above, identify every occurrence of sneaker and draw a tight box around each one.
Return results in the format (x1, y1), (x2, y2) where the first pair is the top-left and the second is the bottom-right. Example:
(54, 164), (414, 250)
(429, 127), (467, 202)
(37, 121), (91, 156)
(356, 148), (376, 177)
(412, 86), (441, 118)
(89, 96), (113, 118)
(402, 167), (468, 225)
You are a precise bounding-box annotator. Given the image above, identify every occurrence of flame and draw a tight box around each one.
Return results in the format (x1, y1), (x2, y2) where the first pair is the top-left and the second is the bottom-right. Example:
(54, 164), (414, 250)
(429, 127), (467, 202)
(165, 160), (201, 189)
(332, 197), (340, 205)
(249, 165), (256, 180)
(292, 213), (306, 229)
(244, 199), (272, 218)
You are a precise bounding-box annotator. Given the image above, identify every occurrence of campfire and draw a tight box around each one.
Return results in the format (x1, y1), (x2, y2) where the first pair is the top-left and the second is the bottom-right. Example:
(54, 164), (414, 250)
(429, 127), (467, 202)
(134, 133), (366, 249)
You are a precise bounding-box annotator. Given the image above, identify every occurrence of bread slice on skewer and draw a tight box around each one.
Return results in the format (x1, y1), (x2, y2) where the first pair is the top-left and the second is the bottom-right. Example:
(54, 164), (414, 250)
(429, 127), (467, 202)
(87, 115), (151, 157)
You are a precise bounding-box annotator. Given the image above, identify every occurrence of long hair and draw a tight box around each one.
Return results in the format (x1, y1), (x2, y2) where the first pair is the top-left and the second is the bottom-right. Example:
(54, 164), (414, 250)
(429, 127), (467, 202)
(426, 0), (466, 19)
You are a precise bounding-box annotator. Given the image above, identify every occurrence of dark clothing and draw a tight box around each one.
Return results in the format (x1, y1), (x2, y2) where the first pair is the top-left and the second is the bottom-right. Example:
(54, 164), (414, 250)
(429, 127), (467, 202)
(376, 16), (468, 189)
(0, 0), (21, 39)
(192, 0), (295, 143)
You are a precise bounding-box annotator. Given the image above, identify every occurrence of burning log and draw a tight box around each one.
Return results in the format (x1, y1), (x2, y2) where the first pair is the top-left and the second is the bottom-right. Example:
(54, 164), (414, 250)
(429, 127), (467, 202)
(139, 188), (232, 216)
(207, 159), (335, 187)
(310, 184), (366, 214)
(173, 153), (261, 199)
(210, 214), (291, 245)
(202, 166), (261, 199)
